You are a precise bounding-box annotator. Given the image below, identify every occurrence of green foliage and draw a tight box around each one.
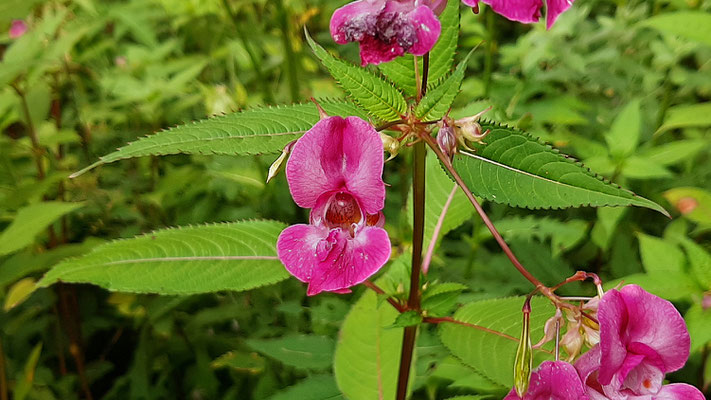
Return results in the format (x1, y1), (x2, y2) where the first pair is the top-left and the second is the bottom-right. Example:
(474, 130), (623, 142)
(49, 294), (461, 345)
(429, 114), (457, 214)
(71, 101), (368, 177)
(37, 220), (288, 294)
(247, 335), (335, 370)
(0, 202), (83, 256)
(334, 265), (411, 400)
(306, 31), (407, 122)
(269, 375), (343, 400)
(415, 50), (472, 121)
(439, 296), (554, 387)
(605, 99), (641, 158)
(642, 12), (711, 47)
(452, 122), (668, 215)
(656, 103), (711, 133)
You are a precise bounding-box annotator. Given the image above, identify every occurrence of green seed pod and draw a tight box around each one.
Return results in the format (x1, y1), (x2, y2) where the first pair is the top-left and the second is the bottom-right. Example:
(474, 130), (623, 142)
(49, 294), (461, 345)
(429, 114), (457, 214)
(513, 301), (533, 398)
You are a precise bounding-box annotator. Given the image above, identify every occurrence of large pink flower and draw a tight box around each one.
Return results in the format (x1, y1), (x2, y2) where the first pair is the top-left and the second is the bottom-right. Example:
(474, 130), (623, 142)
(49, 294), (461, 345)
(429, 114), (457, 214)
(462, 0), (574, 29)
(503, 361), (589, 400)
(574, 285), (704, 400)
(330, 0), (442, 65)
(277, 116), (391, 295)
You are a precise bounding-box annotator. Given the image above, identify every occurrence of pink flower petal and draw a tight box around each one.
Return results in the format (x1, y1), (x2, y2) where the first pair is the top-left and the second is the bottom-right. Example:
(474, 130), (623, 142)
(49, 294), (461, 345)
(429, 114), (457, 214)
(276, 224), (391, 296)
(463, 0), (543, 24)
(504, 361), (589, 399)
(545, 0), (575, 29)
(330, 0), (386, 45)
(600, 285), (690, 382)
(408, 5), (442, 55)
(655, 383), (706, 400)
(286, 116), (385, 214)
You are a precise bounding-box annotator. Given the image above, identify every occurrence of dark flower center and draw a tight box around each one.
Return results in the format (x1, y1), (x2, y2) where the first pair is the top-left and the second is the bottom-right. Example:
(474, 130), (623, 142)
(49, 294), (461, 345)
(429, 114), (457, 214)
(325, 192), (362, 229)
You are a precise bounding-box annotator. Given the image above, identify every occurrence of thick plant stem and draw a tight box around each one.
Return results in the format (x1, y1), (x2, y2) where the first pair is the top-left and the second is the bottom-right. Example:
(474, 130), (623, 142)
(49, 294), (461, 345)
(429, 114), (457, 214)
(395, 141), (426, 400)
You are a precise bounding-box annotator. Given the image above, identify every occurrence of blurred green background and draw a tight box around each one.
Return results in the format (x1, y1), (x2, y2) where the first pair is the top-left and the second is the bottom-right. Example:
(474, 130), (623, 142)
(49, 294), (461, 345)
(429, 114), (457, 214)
(1, 0), (710, 398)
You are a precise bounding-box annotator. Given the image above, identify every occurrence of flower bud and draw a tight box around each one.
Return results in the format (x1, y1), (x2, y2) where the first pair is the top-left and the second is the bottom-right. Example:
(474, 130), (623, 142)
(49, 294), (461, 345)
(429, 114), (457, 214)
(436, 118), (457, 160)
(514, 300), (533, 398)
(266, 140), (296, 183)
(380, 132), (400, 161)
(454, 106), (492, 151)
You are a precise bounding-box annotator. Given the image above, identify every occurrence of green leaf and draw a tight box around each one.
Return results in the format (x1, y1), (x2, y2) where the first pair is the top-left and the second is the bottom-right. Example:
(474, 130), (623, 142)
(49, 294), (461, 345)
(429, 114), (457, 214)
(37, 220), (288, 295)
(390, 310), (423, 328)
(494, 216), (588, 256)
(605, 99), (640, 158)
(640, 139), (708, 166)
(13, 343), (42, 400)
(656, 103), (711, 134)
(246, 335), (335, 371)
(305, 30), (407, 122)
(642, 12), (711, 47)
(422, 282), (467, 317)
(677, 238), (711, 290)
(378, 0), (460, 97)
(3, 277), (37, 311)
(663, 187), (711, 225)
(452, 122), (668, 216)
(620, 156), (673, 180)
(685, 303), (711, 353)
(605, 272), (699, 301)
(439, 296), (554, 387)
(428, 0), (460, 86)
(0, 201), (84, 257)
(71, 100), (368, 177)
(210, 351), (266, 374)
(268, 375), (344, 400)
(637, 233), (685, 274)
(334, 264), (411, 400)
(415, 50), (472, 121)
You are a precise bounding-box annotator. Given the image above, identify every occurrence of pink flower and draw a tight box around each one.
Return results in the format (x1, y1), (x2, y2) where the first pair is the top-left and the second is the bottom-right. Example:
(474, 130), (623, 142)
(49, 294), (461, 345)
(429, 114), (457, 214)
(9, 19), (27, 39)
(504, 361), (589, 399)
(276, 116), (391, 295)
(574, 285), (705, 400)
(461, 0), (575, 29)
(330, 0), (442, 65)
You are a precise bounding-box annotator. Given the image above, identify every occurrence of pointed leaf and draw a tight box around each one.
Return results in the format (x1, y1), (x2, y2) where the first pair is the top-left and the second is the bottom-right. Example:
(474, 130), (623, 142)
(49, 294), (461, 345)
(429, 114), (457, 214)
(415, 50), (472, 121)
(71, 100), (368, 177)
(0, 201), (84, 256)
(439, 296), (554, 387)
(642, 12), (711, 47)
(37, 220), (288, 294)
(246, 335), (335, 370)
(656, 102), (711, 134)
(452, 122), (668, 215)
(305, 31), (406, 122)
(605, 99), (640, 158)
(269, 375), (343, 400)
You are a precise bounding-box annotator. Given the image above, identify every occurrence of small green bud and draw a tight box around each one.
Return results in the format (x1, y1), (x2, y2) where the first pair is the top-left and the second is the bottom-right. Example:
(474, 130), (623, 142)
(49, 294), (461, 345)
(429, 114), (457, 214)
(266, 140), (296, 183)
(380, 132), (400, 161)
(514, 301), (533, 398)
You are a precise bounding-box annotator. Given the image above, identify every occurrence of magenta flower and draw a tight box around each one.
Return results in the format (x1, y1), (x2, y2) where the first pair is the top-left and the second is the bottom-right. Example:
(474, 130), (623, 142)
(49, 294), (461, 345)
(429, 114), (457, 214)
(276, 116), (391, 295)
(504, 361), (589, 400)
(9, 19), (28, 39)
(461, 0), (575, 29)
(330, 0), (442, 65)
(574, 285), (705, 399)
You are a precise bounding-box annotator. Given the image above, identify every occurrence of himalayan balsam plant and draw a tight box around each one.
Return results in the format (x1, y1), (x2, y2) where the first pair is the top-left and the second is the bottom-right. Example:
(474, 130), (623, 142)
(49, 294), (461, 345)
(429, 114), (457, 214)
(35, 0), (705, 399)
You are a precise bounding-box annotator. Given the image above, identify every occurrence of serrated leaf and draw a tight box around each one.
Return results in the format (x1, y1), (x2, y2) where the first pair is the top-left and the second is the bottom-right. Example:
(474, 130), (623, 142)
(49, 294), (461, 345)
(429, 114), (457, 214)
(306, 30), (406, 121)
(452, 122), (668, 215)
(378, 0), (459, 97)
(605, 99), (640, 158)
(0, 201), (84, 257)
(37, 220), (288, 294)
(422, 282), (466, 316)
(494, 216), (588, 256)
(642, 12), (711, 47)
(71, 100), (368, 177)
(390, 310), (423, 328)
(415, 50), (472, 121)
(268, 375), (343, 400)
(439, 296), (554, 387)
(334, 263), (412, 400)
(246, 335), (335, 370)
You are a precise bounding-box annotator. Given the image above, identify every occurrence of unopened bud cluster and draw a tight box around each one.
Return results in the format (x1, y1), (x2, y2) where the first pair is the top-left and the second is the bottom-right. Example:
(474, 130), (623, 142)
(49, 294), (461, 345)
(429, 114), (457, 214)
(436, 107), (492, 159)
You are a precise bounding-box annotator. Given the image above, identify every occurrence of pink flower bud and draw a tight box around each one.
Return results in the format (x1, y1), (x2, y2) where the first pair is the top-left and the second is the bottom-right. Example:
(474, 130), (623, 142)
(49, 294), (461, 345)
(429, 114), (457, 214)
(9, 20), (27, 39)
